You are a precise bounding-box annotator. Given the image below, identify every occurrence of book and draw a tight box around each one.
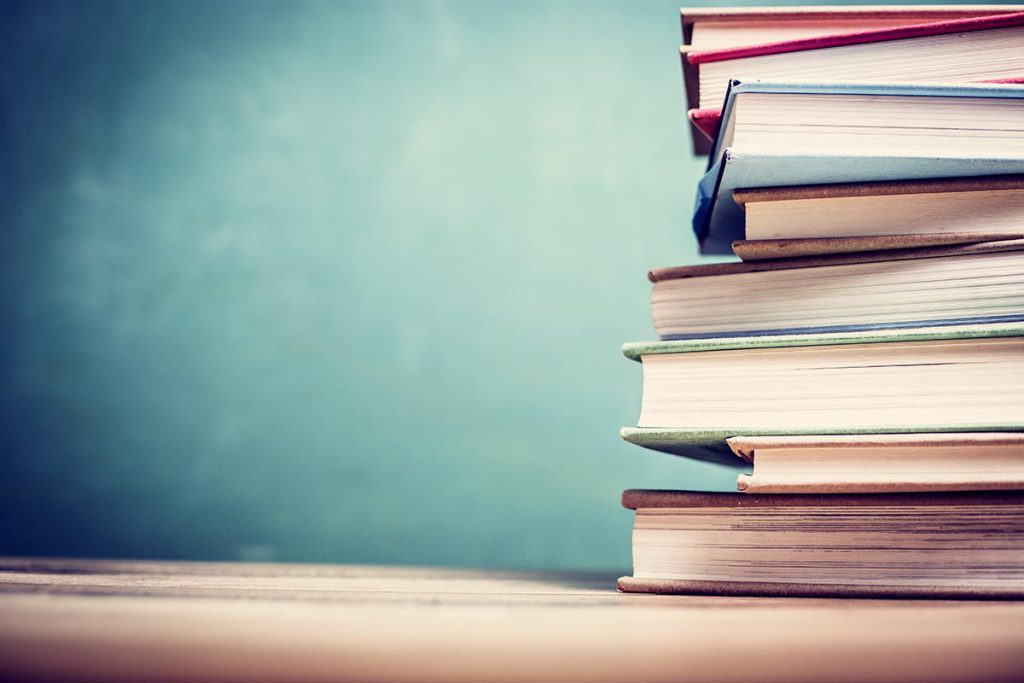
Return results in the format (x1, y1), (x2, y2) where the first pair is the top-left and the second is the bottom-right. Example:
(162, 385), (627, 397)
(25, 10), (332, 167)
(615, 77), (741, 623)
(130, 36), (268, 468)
(619, 489), (1024, 598)
(684, 12), (1024, 112)
(619, 322), (1024, 464)
(733, 175), (1024, 247)
(689, 77), (1024, 155)
(648, 241), (1024, 339)
(623, 4), (1024, 608)
(694, 81), (1024, 254)
(729, 433), (1024, 494)
(680, 6), (1024, 53)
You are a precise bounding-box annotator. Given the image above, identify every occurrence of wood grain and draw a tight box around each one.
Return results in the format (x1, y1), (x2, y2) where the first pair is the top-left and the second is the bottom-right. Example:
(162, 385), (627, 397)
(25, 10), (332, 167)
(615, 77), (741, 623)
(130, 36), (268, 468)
(1, 558), (1022, 682)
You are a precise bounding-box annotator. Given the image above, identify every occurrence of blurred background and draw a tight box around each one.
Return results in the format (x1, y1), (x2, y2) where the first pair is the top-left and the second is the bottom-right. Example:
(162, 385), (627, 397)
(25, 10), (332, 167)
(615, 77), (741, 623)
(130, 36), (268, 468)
(1, 0), (769, 570)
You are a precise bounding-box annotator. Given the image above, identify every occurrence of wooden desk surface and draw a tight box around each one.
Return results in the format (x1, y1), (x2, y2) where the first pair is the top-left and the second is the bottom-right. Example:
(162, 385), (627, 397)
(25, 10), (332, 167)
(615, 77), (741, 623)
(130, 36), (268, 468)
(1, 557), (1022, 682)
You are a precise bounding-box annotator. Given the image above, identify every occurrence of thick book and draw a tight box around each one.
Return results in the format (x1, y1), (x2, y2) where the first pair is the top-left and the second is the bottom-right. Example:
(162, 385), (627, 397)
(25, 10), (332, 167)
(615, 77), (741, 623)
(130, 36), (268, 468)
(688, 76), (1024, 154)
(684, 12), (1024, 112)
(694, 81), (1024, 254)
(648, 241), (1024, 339)
(619, 489), (1024, 598)
(732, 175), (1024, 249)
(678, 6), (1024, 153)
(619, 321), (1024, 465)
(729, 433), (1024, 494)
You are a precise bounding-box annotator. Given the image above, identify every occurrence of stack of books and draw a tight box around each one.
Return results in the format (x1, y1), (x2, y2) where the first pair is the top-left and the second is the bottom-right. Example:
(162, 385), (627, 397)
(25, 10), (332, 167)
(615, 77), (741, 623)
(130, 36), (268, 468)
(618, 5), (1024, 599)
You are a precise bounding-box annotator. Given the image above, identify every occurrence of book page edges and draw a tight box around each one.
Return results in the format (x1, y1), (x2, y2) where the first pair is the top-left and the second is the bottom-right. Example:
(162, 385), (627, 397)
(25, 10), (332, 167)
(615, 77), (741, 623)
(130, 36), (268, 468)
(737, 474), (1024, 494)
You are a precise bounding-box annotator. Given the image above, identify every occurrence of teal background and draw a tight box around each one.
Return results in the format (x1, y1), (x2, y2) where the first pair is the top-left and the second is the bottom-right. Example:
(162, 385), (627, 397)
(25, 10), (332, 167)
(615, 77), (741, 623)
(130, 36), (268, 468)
(3, 0), (762, 569)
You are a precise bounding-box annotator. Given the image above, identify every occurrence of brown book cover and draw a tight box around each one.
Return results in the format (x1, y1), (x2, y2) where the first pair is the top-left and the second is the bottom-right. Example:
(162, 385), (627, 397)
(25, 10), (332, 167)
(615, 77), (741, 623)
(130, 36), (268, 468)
(732, 174), (1024, 205)
(647, 238), (1024, 282)
(731, 234), (1024, 261)
(727, 432), (1024, 462)
(619, 489), (1024, 599)
(617, 575), (1024, 599)
(621, 488), (1023, 510)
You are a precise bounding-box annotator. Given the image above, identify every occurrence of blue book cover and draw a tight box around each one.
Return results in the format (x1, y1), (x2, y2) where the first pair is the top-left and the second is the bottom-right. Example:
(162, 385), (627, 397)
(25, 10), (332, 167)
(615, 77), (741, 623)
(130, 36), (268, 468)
(694, 81), (1024, 254)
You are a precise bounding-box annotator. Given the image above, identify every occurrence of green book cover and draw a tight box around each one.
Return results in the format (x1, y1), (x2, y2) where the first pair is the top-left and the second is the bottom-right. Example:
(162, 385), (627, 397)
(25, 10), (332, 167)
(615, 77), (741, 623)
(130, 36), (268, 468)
(621, 321), (1024, 465)
(622, 321), (1024, 362)
(620, 425), (1024, 467)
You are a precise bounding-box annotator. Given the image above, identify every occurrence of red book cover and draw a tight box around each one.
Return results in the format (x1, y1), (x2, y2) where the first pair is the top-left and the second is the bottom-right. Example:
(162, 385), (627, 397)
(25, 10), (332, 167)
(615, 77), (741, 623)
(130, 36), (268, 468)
(686, 108), (721, 144)
(687, 11), (1024, 65)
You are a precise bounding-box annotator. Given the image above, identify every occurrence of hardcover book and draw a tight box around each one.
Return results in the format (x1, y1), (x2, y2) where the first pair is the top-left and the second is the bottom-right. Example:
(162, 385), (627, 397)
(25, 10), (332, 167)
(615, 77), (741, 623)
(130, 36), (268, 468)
(648, 241), (1024, 339)
(694, 81), (1024, 253)
(620, 321), (1024, 464)
(729, 433), (1024, 494)
(732, 175), (1024, 249)
(686, 12), (1024, 112)
(619, 489), (1024, 598)
(688, 77), (1024, 154)
(680, 5), (1024, 51)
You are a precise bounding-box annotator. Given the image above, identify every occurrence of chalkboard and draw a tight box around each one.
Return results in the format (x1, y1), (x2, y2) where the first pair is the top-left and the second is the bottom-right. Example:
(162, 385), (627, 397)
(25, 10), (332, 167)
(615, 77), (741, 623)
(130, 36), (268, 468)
(0, 0), (741, 568)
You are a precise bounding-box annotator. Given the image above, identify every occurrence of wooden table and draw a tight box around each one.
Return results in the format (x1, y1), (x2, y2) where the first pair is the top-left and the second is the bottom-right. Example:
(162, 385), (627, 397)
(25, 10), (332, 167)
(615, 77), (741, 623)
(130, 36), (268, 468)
(1, 557), (1022, 682)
